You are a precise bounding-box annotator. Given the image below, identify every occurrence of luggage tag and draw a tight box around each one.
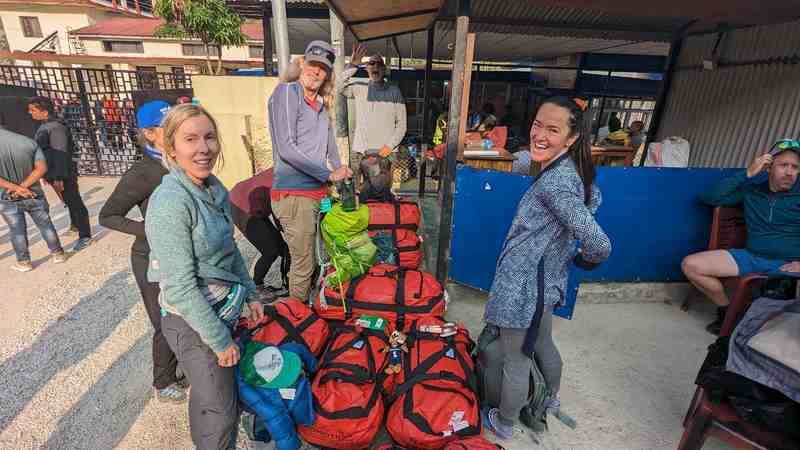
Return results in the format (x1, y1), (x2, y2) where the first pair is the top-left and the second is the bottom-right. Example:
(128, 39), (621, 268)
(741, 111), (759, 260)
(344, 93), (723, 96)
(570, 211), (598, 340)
(355, 315), (387, 332)
(279, 388), (296, 400)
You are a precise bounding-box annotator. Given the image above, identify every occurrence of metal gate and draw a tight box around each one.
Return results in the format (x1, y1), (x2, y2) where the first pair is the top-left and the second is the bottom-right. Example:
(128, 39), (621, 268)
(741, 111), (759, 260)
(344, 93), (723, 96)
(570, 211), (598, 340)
(0, 65), (192, 176)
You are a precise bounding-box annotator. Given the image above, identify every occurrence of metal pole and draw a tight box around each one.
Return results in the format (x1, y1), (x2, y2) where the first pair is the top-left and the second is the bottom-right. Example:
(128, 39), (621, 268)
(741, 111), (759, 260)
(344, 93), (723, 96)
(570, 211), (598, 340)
(262, 3), (274, 75)
(419, 25), (435, 197)
(330, 9), (348, 137)
(640, 37), (684, 166)
(271, 0), (291, 78)
(436, 0), (470, 283)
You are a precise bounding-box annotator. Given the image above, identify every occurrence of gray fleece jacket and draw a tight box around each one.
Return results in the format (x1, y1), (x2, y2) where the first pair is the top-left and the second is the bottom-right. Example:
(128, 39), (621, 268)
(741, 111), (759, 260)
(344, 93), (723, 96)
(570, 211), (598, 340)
(268, 81), (341, 190)
(338, 65), (406, 154)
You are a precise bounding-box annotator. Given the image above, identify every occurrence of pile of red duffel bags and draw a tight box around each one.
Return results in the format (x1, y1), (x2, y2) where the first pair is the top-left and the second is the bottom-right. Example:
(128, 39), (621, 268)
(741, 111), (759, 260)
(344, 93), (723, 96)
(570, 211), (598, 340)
(238, 200), (506, 449)
(365, 199), (423, 270)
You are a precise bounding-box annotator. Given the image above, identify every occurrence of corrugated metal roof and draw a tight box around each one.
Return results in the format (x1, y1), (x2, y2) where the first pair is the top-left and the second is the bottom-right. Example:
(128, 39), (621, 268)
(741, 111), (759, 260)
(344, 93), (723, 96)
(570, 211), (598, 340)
(438, 1), (683, 42)
(658, 19), (800, 168)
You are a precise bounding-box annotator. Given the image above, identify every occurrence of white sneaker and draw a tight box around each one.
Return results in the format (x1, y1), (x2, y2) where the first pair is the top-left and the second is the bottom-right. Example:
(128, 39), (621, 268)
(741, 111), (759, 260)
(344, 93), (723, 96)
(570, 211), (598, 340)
(51, 251), (69, 264)
(11, 261), (33, 272)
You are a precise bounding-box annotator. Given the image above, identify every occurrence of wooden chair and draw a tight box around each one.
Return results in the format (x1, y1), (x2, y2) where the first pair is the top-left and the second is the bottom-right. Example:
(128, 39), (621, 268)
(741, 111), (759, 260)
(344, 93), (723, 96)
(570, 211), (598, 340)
(681, 206), (767, 312)
(677, 276), (800, 450)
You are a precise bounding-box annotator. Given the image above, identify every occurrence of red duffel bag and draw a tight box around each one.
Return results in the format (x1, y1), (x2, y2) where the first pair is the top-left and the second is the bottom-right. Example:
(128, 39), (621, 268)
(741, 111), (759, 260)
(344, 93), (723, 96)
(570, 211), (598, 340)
(313, 264), (446, 332)
(376, 436), (503, 450)
(368, 228), (423, 270)
(366, 200), (420, 231)
(443, 436), (505, 449)
(240, 298), (330, 357)
(367, 200), (423, 269)
(385, 318), (481, 450)
(297, 323), (390, 450)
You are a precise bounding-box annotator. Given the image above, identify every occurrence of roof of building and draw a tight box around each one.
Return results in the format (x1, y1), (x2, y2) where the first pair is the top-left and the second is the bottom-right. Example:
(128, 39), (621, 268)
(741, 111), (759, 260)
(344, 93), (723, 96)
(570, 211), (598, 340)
(0, 0), (150, 16)
(71, 17), (264, 40)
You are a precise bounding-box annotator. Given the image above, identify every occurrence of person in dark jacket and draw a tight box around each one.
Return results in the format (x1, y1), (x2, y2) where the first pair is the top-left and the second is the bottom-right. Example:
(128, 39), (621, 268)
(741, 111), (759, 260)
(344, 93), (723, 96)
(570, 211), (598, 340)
(98, 100), (187, 403)
(681, 144), (800, 334)
(482, 97), (611, 440)
(27, 96), (92, 252)
(229, 168), (290, 299)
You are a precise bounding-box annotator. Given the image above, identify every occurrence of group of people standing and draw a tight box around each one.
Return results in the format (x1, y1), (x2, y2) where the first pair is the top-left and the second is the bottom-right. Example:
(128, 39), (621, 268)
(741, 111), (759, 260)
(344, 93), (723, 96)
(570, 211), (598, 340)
(0, 97), (93, 273)
(2, 39), (616, 449)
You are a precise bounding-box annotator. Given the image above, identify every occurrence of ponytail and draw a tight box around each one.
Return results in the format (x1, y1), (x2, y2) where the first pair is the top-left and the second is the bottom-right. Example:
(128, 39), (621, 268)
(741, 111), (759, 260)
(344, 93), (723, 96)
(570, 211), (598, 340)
(539, 96), (595, 205)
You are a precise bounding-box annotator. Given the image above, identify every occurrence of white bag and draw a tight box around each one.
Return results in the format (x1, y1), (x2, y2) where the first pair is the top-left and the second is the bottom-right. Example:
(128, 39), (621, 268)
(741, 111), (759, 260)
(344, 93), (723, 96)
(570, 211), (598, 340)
(644, 136), (691, 167)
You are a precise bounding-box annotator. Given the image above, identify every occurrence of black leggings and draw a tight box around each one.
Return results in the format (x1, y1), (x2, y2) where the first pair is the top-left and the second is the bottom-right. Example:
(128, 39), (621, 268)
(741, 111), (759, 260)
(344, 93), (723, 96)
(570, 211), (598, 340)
(243, 216), (289, 287)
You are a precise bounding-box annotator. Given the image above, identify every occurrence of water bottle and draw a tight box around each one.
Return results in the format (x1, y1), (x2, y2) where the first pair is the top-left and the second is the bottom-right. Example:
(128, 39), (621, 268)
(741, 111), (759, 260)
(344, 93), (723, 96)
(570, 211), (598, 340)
(338, 177), (356, 212)
(319, 197), (332, 213)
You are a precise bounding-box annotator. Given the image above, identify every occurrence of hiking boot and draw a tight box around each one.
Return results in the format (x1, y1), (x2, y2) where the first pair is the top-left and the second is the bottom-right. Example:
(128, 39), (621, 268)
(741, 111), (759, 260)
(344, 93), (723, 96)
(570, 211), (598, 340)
(51, 251), (69, 264)
(11, 261), (33, 272)
(266, 285), (290, 299)
(705, 306), (728, 335)
(73, 237), (93, 253)
(482, 407), (514, 440)
(155, 384), (187, 403)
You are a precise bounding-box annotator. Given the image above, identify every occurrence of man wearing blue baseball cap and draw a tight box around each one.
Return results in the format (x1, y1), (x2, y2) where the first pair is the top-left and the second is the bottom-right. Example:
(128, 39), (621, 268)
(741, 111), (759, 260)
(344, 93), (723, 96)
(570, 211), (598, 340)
(99, 100), (189, 402)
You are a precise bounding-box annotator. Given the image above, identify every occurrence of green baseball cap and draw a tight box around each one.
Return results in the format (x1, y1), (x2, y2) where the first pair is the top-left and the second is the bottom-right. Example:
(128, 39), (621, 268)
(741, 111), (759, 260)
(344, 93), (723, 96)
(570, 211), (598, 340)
(240, 341), (302, 389)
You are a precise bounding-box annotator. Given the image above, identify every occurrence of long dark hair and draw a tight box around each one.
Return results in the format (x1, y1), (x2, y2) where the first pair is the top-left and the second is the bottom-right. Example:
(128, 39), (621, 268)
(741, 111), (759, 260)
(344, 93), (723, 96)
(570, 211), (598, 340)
(538, 96), (595, 205)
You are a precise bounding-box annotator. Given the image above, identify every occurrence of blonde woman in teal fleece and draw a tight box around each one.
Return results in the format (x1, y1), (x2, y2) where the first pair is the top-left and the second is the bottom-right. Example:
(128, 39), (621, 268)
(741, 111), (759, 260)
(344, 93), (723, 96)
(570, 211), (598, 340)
(145, 104), (265, 450)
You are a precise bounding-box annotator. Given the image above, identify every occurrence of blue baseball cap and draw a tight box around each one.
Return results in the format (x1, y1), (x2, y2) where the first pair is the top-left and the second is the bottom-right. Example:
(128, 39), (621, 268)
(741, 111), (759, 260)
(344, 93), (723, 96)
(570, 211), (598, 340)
(136, 100), (171, 129)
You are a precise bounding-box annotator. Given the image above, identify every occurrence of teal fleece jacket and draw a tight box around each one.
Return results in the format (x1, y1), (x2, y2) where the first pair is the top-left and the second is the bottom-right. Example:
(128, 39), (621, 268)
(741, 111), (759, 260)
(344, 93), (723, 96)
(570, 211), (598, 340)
(700, 170), (800, 261)
(145, 168), (256, 353)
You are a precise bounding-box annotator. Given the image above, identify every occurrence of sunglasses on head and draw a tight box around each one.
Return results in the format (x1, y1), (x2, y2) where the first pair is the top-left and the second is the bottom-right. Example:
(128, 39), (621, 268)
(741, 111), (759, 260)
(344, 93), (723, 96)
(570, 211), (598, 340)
(367, 60), (383, 66)
(306, 45), (335, 65)
(769, 139), (800, 155)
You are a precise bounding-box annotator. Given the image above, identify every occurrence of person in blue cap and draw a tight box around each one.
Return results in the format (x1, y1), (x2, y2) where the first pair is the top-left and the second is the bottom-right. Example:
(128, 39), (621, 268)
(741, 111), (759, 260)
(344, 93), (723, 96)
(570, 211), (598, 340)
(99, 100), (189, 403)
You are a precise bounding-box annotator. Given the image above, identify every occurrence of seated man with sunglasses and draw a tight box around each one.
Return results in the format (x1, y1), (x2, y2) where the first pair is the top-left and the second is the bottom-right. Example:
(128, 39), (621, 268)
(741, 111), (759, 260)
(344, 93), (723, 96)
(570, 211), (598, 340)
(682, 140), (800, 334)
(338, 44), (407, 190)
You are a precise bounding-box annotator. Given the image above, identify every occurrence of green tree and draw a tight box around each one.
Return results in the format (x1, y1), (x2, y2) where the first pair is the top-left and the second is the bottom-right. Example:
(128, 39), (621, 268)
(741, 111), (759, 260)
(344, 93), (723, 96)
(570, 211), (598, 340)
(153, 0), (246, 75)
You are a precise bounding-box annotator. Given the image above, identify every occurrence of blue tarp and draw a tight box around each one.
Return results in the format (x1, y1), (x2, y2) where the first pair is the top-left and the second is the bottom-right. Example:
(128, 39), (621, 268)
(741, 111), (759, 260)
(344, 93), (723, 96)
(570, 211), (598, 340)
(449, 165), (740, 319)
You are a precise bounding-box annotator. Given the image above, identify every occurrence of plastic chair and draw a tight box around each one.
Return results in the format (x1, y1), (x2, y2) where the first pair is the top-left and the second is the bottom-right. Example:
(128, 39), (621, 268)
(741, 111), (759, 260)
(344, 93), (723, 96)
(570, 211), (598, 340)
(676, 275), (800, 450)
(682, 206), (766, 312)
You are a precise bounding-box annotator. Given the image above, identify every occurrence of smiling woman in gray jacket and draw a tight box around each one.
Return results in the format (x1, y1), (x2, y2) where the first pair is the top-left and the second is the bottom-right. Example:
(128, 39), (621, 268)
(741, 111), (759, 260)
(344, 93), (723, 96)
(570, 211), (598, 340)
(482, 97), (612, 440)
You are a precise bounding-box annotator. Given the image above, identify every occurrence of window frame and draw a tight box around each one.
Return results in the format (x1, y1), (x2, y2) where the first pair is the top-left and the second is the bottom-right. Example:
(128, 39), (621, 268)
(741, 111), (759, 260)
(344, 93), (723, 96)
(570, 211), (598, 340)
(19, 16), (43, 38)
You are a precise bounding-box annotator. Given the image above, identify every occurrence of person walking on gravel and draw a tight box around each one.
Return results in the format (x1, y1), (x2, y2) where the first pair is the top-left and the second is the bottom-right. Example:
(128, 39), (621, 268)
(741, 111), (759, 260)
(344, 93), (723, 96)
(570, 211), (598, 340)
(0, 126), (67, 272)
(28, 97), (92, 252)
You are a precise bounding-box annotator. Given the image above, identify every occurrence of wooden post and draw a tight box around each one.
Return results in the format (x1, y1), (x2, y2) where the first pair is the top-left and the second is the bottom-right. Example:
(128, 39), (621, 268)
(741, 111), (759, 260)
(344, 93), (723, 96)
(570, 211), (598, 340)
(419, 25), (435, 197)
(456, 33), (475, 161)
(436, 0), (470, 283)
(262, 3), (275, 75)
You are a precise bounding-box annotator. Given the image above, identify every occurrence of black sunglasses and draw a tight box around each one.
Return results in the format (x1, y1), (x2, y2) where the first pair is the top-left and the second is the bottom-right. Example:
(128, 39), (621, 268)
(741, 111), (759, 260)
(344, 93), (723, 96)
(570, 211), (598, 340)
(306, 45), (335, 65)
(367, 60), (383, 66)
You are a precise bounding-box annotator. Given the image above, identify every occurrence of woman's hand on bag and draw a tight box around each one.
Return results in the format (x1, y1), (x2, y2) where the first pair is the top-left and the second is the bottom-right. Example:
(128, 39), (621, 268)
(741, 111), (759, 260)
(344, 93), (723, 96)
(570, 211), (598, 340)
(216, 344), (240, 367)
(247, 301), (265, 323)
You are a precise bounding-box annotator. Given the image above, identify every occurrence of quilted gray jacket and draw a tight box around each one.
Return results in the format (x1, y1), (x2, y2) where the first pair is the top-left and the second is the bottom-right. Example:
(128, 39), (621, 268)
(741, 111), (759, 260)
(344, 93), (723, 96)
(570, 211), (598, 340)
(484, 154), (612, 330)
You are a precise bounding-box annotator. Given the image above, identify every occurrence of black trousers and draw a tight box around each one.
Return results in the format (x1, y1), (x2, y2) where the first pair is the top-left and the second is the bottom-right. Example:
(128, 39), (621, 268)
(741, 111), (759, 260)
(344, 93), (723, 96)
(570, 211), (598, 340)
(62, 176), (91, 239)
(131, 252), (179, 389)
(243, 216), (289, 287)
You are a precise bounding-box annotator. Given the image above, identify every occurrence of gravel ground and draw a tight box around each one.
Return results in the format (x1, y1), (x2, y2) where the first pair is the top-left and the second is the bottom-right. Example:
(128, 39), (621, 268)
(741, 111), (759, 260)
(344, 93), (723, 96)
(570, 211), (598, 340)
(0, 177), (731, 450)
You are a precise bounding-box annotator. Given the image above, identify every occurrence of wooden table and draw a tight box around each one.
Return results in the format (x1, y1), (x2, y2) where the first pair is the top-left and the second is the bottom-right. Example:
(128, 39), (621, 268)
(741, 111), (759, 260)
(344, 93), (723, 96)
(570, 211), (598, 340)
(591, 145), (636, 166)
(462, 147), (515, 172)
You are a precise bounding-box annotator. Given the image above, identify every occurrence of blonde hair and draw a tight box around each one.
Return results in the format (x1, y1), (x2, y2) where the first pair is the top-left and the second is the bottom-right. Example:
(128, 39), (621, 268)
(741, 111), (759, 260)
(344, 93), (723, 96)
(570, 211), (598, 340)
(282, 56), (336, 117)
(161, 103), (225, 171)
